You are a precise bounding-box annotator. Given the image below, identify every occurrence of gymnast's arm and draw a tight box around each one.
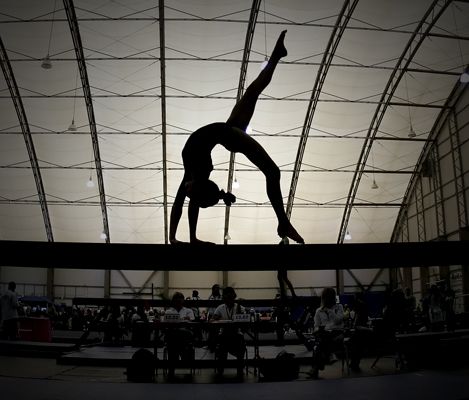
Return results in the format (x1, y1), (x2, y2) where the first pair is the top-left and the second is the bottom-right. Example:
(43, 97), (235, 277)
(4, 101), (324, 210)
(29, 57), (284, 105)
(169, 179), (187, 244)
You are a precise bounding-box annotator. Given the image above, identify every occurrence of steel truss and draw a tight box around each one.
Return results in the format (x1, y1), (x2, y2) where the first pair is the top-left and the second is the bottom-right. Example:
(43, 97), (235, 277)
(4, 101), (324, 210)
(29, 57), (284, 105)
(431, 145), (447, 238)
(338, 0), (452, 244)
(391, 81), (466, 243)
(63, 0), (110, 243)
(448, 108), (469, 229)
(0, 37), (53, 242)
(159, 0), (169, 244)
(3, 10), (469, 43)
(223, 0), (261, 245)
(286, 0), (359, 220)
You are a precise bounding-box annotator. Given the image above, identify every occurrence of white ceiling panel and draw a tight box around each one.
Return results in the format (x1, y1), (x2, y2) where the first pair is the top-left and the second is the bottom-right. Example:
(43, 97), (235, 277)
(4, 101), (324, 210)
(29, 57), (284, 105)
(0, 0), (467, 246)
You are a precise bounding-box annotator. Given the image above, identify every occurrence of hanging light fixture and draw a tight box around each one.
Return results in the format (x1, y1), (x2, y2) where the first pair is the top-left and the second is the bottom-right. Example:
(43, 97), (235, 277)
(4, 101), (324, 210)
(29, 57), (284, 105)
(224, 233), (231, 241)
(232, 165), (240, 189)
(370, 149), (379, 190)
(461, 66), (469, 83)
(452, 5), (468, 83)
(100, 231), (107, 240)
(86, 150), (94, 187)
(403, 73), (417, 138)
(69, 67), (79, 131)
(41, 55), (52, 70)
(41, 0), (57, 70)
(344, 230), (352, 241)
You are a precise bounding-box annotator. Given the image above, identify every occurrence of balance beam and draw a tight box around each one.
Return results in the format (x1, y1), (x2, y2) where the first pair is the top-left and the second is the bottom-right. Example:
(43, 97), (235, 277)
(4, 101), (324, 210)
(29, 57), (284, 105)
(0, 240), (467, 271)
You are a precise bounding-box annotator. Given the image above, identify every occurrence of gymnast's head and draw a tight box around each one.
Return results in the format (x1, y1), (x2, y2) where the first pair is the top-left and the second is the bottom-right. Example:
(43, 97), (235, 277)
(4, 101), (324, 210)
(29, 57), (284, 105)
(186, 179), (236, 208)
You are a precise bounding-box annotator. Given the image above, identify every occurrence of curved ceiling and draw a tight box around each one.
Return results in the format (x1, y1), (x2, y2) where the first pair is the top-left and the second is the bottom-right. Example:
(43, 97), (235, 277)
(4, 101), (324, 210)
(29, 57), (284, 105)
(0, 0), (468, 245)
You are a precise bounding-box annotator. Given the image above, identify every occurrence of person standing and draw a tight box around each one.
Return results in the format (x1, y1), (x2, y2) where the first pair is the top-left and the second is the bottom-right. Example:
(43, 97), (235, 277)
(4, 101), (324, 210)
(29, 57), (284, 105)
(1, 282), (20, 340)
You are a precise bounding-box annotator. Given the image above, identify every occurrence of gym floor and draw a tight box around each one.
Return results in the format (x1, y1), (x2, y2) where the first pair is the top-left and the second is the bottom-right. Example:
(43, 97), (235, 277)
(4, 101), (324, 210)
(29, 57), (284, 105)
(1, 354), (469, 400)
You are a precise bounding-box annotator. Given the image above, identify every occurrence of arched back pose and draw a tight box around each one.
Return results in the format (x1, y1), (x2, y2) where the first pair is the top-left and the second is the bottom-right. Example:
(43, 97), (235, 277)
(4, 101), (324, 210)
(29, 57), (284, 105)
(170, 30), (304, 245)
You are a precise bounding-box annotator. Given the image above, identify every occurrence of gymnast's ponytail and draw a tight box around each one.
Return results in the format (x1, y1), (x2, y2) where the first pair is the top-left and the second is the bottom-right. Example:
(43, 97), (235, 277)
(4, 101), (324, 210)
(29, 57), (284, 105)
(220, 189), (236, 206)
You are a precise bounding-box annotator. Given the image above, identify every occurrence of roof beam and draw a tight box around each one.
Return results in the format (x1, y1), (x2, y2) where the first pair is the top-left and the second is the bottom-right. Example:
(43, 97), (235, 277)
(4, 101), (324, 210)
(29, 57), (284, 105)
(0, 199), (403, 209)
(5, 55), (465, 77)
(0, 131), (433, 142)
(223, 0), (261, 244)
(0, 37), (53, 242)
(0, 165), (419, 174)
(286, 0), (359, 219)
(338, 0), (452, 244)
(158, 0), (169, 244)
(0, 93), (452, 109)
(3, 14), (469, 41)
(63, 0), (110, 243)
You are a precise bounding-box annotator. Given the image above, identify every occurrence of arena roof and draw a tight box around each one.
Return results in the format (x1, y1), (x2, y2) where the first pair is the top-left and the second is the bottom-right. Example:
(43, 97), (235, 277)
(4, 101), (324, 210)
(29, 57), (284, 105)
(0, 0), (468, 245)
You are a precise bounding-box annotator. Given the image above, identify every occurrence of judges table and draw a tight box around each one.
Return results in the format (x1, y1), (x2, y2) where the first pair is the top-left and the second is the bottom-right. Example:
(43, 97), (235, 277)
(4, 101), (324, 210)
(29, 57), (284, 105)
(153, 317), (268, 374)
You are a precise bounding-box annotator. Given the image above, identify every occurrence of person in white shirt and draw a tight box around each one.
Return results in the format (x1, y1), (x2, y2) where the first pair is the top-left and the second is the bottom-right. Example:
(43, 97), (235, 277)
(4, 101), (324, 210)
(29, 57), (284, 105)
(212, 287), (246, 378)
(312, 287), (345, 370)
(1, 282), (19, 340)
(313, 290), (344, 332)
(164, 292), (195, 377)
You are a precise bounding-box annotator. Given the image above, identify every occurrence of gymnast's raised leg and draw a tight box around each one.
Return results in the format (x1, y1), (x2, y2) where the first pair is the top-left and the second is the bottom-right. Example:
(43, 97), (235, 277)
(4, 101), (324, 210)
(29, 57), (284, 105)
(225, 30), (304, 244)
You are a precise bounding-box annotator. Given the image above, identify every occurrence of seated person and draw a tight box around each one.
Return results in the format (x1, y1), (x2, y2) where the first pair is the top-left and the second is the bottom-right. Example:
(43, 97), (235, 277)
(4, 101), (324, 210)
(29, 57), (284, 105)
(206, 284), (223, 351)
(131, 305), (150, 347)
(104, 305), (125, 344)
(311, 287), (345, 374)
(207, 284), (222, 320)
(211, 286), (246, 378)
(348, 291), (373, 372)
(164, 292), (195, 376)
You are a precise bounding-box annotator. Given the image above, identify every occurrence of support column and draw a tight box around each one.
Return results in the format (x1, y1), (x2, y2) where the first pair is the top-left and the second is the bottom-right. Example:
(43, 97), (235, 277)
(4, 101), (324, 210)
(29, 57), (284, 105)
(223, 271), (229, 289)
(104, 270), (110, 298)
(336, 269), (344, 295)
(163, 271), (169, 298)
(46, 268), (54, 299)
(420, 266), (430, 298)
(440, 265), (450, 283)
(389, 268), (398, 290)
(403, 267), (413, 291)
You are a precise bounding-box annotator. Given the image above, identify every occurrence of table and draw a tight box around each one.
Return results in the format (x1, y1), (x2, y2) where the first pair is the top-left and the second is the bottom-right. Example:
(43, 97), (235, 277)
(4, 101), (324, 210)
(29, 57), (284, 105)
(19, 317), (52, 342)
(152, 319), (266, 374)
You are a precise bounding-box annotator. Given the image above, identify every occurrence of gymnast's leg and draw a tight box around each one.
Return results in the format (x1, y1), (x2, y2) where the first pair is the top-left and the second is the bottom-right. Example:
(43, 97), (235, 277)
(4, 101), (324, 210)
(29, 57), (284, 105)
(222, 31), (303, 243)
(226, 30), (287, 131)
(222, 128), (304, 244)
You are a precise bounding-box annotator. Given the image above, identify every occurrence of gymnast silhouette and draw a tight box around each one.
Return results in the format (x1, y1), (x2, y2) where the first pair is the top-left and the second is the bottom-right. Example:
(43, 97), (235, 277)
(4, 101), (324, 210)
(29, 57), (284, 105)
(170, 30), (304, 245)
(277, 237), (297, 299)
